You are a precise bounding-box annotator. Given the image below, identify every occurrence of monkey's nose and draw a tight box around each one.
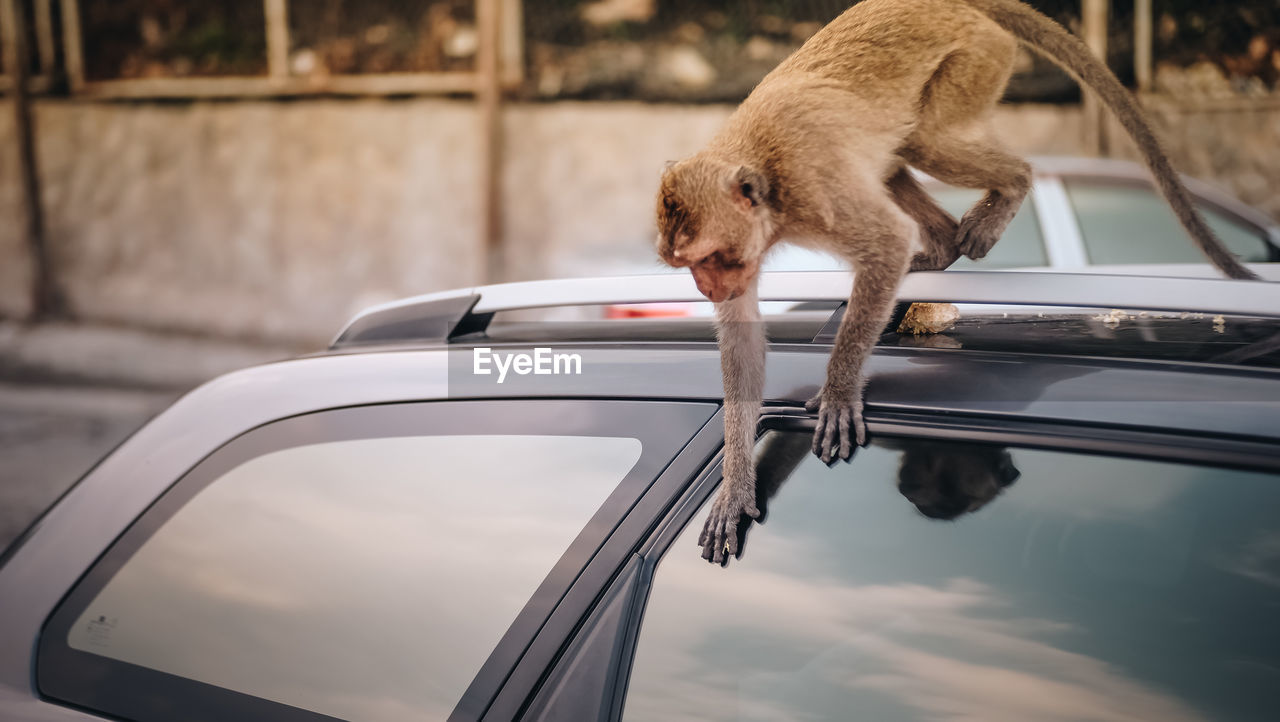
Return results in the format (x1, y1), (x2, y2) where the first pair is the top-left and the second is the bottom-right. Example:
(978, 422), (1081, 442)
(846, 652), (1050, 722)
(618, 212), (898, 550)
(692, 278), (723, 303)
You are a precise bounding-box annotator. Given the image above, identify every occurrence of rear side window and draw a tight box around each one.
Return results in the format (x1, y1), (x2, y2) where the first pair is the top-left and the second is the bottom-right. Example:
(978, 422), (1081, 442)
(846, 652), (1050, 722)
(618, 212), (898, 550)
(40, 400), (713, 722)
(1065, 180), (1271, 264)
(625, 433), (1280, 721)
(931, 187), (1048, 268)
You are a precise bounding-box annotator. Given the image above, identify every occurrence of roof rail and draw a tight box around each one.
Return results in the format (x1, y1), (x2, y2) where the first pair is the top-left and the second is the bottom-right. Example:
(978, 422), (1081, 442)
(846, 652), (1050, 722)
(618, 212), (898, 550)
(331, 271), (1280, 349)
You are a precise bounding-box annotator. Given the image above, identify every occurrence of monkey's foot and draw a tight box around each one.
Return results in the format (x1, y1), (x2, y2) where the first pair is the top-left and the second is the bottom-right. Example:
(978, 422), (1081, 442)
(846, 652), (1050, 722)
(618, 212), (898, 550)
(697, 485), (761, 565)
(956, 194), (1015, 260)
(956, 209), (1002, 260)
(806, 390), (866, 465)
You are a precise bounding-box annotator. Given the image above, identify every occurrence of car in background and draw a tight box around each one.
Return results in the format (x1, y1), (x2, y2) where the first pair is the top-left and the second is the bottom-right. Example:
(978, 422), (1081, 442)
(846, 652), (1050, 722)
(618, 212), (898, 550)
(3, 270), (1280, 721)
(608, 157), (1280, 318)
(770, 156), (1280, 273)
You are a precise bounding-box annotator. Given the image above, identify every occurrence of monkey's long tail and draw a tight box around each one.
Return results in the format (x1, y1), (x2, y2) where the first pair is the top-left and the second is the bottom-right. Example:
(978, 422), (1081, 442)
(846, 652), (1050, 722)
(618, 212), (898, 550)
(961, 0), (1259, 280)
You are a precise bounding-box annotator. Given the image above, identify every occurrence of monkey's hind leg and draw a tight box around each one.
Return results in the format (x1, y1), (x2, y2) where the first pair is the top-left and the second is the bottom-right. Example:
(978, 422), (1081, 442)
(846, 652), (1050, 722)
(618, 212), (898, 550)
(887, 167), (961, 272)
(903, 133), (1031, 262)
(903, 30), (1028, 261)
(881, 167), (961, 334)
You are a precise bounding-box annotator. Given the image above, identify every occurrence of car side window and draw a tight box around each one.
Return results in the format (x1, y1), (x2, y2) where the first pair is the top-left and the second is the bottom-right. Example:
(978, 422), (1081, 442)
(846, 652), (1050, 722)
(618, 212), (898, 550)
(1064, 179), (1270, 264)
(930, 187), (1048, 268)
(39, 400), (714, 722)
(624, 432), (1280, 721)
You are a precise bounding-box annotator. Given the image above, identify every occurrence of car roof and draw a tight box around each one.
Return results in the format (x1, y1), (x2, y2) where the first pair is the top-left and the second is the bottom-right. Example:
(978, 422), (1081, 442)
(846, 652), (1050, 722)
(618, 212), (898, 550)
(330, 271), (1280, 365)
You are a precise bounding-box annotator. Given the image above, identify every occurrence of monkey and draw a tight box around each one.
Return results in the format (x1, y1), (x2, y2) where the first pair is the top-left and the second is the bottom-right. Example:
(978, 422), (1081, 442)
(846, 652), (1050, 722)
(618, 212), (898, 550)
(655, 0), (1260, 564)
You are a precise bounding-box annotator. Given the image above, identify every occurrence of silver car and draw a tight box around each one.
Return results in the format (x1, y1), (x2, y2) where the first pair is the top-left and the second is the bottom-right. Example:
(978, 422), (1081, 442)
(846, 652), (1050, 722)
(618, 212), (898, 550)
(767, 156), (1280, 275)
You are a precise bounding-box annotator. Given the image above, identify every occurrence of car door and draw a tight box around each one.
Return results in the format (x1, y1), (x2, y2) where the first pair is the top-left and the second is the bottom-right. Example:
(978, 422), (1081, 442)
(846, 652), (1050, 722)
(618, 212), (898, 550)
(1055, 176), (1279, 266)
(28, 399), (717, 722)
(518, 411), (1280, 722)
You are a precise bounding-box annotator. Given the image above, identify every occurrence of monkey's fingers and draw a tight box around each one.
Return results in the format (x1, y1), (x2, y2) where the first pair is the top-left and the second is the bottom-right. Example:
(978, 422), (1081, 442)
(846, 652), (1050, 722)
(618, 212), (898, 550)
(852, 410), (868, 448)
(816, 409), (841, 465)
(837, 406), (854, 461)
(709, 515), (727, 565)
(812, 421), (828, 463)
(718, 517), (740, 565)
(804, 394), (821, 413)
(702, 509), (740, 565)
(698, 509), (724, 563)
(701, 535), (716, 562)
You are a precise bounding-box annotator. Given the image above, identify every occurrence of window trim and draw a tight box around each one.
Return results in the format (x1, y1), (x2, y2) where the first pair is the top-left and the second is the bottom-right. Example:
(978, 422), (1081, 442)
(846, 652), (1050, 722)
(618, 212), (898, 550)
(483, 408), (728, 721)
(37, 399), (717, 722)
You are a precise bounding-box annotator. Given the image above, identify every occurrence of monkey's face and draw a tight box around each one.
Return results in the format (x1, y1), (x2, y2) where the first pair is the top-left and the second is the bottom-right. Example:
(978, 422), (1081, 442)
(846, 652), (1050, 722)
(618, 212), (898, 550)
(655, 159), (772, 303)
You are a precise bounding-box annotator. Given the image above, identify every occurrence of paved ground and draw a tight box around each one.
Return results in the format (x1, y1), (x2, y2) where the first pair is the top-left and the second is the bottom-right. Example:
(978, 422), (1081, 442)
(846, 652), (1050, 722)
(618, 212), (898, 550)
(0, 321), (307, 552)
(0, 383), (175, 550)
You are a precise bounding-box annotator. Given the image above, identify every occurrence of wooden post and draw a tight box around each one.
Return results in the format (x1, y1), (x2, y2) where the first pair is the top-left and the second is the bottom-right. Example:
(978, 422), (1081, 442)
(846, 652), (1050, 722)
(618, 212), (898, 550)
(2, 0), (67, 318)
(477, 0), (504, 284)
(1134, 0), (1153, 92)
(1081, 0), (1110, 156)
(265, 0), (290, 83)
(501, 0), (524, 87)
(58, 0), (85, 92)
(33, 0), (54, 73)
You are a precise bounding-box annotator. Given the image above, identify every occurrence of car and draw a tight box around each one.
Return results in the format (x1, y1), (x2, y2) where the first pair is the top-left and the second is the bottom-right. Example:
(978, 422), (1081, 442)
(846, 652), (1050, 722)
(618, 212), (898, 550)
(768, 156), (1280, 273)
(610, 156), (1280, 318)
(3, 270), (1280, 722)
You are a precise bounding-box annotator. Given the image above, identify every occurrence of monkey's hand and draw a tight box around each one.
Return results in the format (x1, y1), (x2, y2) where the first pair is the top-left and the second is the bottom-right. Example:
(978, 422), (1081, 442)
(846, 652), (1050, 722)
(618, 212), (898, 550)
(805, 385), (867, 465)
(697, 479), (761, 565)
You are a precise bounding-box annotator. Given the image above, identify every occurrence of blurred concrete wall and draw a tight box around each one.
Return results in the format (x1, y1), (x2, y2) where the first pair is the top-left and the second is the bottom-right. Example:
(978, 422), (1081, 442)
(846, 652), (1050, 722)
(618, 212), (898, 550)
(0, 118), (33, 320)
(1108, 96), (1280, 220)
(0, 98), (1275, 343)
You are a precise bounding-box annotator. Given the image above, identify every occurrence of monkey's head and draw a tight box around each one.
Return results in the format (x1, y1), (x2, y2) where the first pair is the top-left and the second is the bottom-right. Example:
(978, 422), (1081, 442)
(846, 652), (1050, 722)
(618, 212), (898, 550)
(655, 157), (774, 303)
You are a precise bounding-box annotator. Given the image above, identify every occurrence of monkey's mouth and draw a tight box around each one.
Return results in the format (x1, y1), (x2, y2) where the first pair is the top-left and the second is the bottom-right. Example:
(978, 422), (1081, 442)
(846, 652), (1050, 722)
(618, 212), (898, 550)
(698, 288), (739, 303)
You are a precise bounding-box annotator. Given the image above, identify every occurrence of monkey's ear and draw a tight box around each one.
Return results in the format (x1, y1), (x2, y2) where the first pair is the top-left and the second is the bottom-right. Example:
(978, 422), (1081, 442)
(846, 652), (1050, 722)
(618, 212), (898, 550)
(996, 450), (1020, 488)
(733, 165), (769, 209)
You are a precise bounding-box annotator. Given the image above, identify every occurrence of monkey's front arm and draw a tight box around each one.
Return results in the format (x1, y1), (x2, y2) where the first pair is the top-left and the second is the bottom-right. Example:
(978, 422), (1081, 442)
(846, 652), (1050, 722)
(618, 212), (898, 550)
(809, 243), (912, 465)
(699, 284), (765, 564)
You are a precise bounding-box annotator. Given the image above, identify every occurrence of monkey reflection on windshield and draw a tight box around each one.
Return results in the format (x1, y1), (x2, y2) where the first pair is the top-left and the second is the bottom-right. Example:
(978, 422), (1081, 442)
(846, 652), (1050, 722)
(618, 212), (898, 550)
(891, 440), (1020, 520)
(704, 434), (1020, 566)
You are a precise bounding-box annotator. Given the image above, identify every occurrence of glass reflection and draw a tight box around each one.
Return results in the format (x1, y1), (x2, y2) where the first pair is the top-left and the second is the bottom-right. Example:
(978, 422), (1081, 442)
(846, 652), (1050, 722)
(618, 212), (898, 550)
(627, 434), (1280, 722)
(70, 434), (642, 722)
(890, 439), (1020, 520)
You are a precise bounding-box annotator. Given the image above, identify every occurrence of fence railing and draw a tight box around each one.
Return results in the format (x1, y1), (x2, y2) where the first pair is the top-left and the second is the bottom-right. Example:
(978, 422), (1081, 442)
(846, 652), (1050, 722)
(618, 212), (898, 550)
(5, 1), (1279, 103)
(3, 0), (521, 98)
(0, 0), (54, 93)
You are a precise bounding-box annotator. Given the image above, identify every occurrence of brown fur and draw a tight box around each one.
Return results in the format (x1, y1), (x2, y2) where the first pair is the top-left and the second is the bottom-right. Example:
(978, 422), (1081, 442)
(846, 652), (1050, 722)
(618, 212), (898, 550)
(656, 0), (1258, 564)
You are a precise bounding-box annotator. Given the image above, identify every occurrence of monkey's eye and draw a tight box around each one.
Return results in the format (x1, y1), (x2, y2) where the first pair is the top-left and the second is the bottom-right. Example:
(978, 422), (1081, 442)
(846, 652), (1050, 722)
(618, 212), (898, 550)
(705, 252), (743, 270)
